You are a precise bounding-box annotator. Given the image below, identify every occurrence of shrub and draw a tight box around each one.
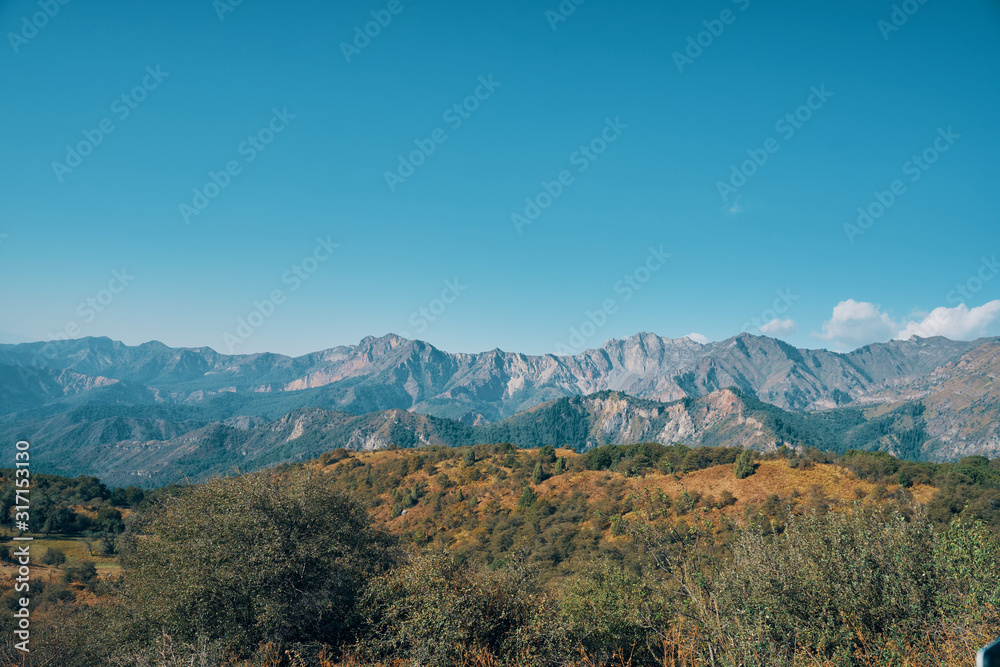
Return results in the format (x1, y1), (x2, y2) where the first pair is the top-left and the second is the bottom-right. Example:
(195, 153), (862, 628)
(114, 470), (398, 655)
(559, 560), (668, 664)
(715, 504), (989, 665)
(359, 551), (570, 667)
(64, 561), (97, 586)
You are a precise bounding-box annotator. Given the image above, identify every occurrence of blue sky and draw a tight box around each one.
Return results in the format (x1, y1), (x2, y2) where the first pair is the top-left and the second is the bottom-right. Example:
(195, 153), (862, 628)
(1, 0), (999, 356)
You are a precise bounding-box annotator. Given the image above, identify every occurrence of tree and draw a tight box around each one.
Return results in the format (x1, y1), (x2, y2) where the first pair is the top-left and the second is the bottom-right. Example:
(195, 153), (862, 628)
(97, 507), (124, 533)
(734, 449), (755, 479)
(42, 547), (67, 567)
(115, 470), (398, 654)
(518, 486), (537, 508)
(554, 457), (566, 475)
(462, 448), (476, 466)
(64, 560), (97, 586)
(532, 461), (546, 485)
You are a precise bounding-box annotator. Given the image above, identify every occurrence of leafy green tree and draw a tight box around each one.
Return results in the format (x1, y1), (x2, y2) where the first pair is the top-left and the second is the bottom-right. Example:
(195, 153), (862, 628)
(97, 506), (124, 533)
(462, 448), (476, 466)
(518, 486), (537, 508)
(41, 547), (67, 567)
(959, 455), (989, 468)
(734, 449), (755, 479)
(553, 457), (566, 475)
(115, 470), (398, 654)
(532, 461), (546, 485)
(64, 561), (97, 586)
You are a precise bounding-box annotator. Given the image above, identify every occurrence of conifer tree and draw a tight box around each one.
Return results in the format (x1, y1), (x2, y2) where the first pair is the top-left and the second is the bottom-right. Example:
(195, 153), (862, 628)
(735, 449), (755, 479)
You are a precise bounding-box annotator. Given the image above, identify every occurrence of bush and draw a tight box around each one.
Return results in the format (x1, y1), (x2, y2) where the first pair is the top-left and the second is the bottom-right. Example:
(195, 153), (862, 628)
(558, 560), (668, 664)
(359, 551), (570, 666)
(462, 448), (476, 466)
(114, 470), (398, 656)
(64, 561), (97, 586)
(714, 504), (1000, 665)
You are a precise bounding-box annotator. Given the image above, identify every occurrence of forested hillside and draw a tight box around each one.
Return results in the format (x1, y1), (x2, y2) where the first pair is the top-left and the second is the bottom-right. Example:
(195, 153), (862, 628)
(4, 387), (976, 488)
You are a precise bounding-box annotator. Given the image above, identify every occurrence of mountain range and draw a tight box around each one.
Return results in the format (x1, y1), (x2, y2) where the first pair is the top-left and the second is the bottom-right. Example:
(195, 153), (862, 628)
(1, 332), (998, 486)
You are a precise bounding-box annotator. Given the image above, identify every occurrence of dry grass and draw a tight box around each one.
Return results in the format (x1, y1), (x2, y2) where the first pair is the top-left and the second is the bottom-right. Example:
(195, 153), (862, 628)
(319, 450), (920, 549)
(0, 535), (120, 580)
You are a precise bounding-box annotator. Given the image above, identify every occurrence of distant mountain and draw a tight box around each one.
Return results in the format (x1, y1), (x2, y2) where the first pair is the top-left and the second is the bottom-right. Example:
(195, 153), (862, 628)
(0, 389), (764, 486)
(851, 342), (1000, 461)
(0, 386), (954, 487)
(2, 333), (998, 485)
(0, 333), (989, 422)
(0, 404), (466, 487)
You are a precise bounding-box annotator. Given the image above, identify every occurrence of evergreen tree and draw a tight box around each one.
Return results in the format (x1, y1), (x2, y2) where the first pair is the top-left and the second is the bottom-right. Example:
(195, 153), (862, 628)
(517, 486), (537, 508)
(554, 457), (566, 475)
(735, 449), (755, 479)
(532, 461), (545, 485)
(462, 448), (476, 466)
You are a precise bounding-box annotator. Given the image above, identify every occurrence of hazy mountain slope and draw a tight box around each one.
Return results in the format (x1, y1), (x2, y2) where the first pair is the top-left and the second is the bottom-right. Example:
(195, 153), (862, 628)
(845, 336), (983, 385)
(2, 333), (996, 481)
(0, 363), (126, 413)
(1, 390), (788, 486)
(855, 341), (1000, 460)
(2, 333), (990, 422)
(10, 379), (991, 487)
(5, 404), (477, 486)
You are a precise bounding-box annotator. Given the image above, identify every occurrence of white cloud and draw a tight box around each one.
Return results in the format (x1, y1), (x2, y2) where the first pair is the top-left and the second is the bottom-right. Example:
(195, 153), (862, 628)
(759, 318), (797, 336)
(894, 301), (1000, 340)
(684, 332), (710, 344)
(815, 300), (897, 348)
(815, 299), (1000, 350)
